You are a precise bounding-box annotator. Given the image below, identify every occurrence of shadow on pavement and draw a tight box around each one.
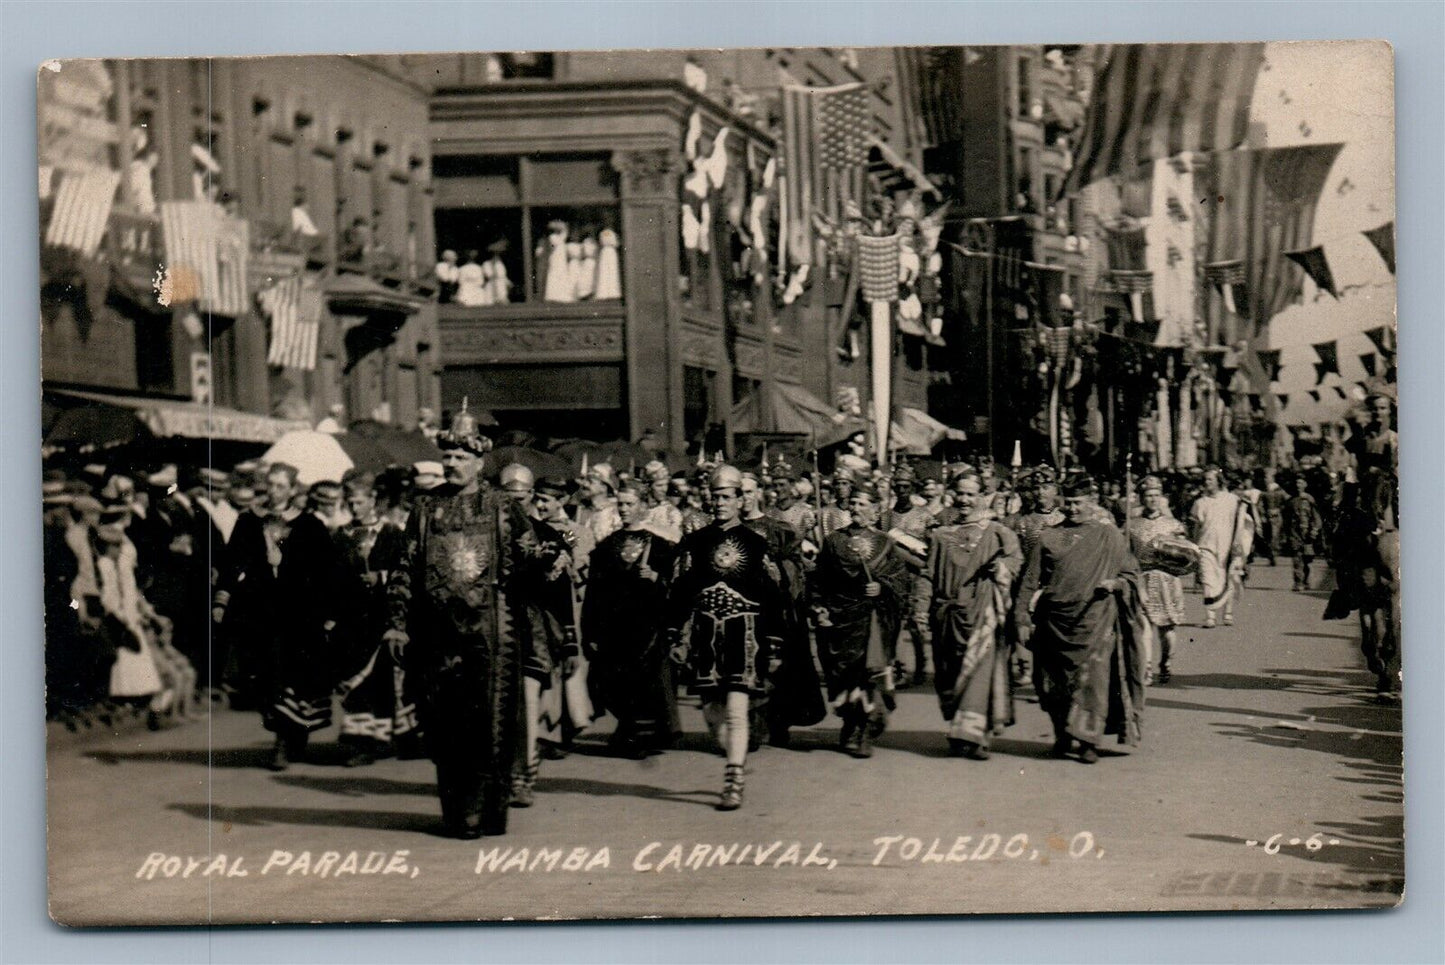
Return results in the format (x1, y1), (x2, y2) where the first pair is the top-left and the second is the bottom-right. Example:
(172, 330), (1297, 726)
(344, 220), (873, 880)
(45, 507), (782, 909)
(87, 741), (367, 769)
(167, 802), (442, 835)
(871, 729), (1055, 760)
(271, 774), (435, 797)
(533, 775), (718, 808)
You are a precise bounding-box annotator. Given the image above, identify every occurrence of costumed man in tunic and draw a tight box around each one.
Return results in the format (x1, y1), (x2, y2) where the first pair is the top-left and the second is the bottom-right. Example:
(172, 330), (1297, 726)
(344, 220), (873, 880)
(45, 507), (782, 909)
(811, 479), (910, 757)
(1002, 467), (1065, 683)
(582, 479), (680, 757)
(522, 477), (594, 788)
(211, 463), (297, 720)
(1125, 476), (1193, 685)
(740, 473), (826, 748)
(259, 480), (350, 770)
(384, 412), (537, 838)
(1016, 473), (1146, 765)
(928, 470), (1023, 760)
(1280, 472), (1325, 591)
(576, 462), (623, 545)
(819, 469), (854, 539)
(334, 472), (410, 767)
(883, 463), (939, 688)
(641, 459), (684, 542)
(1260, 468), (1287, 567)
(666, 465), (786, 811)
(1189, 467), (1249, 628)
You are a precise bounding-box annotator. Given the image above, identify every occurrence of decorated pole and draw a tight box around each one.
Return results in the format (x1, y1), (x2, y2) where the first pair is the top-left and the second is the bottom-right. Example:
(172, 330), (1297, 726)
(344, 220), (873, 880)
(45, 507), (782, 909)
(857, 230), (902, 468)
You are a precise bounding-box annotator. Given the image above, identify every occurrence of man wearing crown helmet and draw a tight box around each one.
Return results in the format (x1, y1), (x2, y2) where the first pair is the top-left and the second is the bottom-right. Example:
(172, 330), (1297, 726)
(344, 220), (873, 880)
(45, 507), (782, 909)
(666, 464), (787, 811)
(384, 402), (565, 838)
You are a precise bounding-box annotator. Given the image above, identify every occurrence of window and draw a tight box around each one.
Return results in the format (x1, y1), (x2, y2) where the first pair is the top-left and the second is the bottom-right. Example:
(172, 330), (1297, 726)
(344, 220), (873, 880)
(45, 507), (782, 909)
(432, 153), (621, 305)
(1016, 56), (1032, 116)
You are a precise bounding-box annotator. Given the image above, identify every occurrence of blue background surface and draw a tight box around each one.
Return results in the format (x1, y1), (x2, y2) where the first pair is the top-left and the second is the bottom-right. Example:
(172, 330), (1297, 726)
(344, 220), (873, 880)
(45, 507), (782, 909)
(3, 2), (1440, 961)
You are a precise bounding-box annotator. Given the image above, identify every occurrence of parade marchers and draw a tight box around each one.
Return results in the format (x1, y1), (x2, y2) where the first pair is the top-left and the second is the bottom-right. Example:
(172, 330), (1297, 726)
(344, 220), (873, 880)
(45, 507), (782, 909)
(42, 400), (1402, 839)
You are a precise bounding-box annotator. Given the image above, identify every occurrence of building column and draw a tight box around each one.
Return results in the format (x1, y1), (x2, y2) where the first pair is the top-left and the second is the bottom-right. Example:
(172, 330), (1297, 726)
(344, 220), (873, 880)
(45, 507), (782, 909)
(612, 147), (684, 451)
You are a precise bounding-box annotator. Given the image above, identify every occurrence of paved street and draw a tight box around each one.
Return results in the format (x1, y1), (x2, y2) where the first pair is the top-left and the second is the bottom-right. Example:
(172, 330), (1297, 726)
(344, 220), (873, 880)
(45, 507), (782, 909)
(47, 561), (1403, 925)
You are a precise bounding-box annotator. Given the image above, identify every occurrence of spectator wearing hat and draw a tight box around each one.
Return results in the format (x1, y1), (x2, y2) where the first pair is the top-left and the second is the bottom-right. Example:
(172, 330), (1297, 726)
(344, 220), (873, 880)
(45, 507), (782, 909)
(582, 478), (681, 758)
(666, 464), (787, 811)
(811, 477), (911, 758)
(133, 464), (211, 701)
(91, 503), (195, 729)
(1016, 473), (1146, 764)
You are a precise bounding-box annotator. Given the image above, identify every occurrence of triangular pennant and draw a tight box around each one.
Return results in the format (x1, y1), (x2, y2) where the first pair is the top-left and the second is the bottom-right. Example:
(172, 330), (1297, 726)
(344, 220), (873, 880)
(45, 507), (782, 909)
(1285, 245), (1339, 299)
(1255, 348), (1284, 382)
(1363, 221), (1396, 274)
(1360, 353), (1377, 377)
(1308, 390), (1321, 403)
(1332, 386), (1348, 400)
(1276, 392), (1290, 410)
(1363, 326), (1395, 357)
(1312, 340), (1339, 385)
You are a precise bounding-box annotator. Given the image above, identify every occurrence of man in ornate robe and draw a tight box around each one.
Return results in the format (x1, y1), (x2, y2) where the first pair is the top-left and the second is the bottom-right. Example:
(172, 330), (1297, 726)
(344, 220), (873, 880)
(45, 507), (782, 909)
(385, 413), (538, 839)
(811, 479), (910, 757)
(582, 480), (679, 757)
(1016, 474), (1146, 765)
(928, 471), (1023, 760)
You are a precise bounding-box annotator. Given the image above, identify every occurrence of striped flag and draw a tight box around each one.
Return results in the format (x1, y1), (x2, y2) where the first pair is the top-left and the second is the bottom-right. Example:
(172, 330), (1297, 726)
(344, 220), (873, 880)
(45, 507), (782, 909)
(44, 166), (121, 257)
(1064, 43), (1265, 195)
(781, 82), (871, 266)
(159, 200), (251, 317)
(261, 273), (323, 371)
(1200, 143), (1343, 344)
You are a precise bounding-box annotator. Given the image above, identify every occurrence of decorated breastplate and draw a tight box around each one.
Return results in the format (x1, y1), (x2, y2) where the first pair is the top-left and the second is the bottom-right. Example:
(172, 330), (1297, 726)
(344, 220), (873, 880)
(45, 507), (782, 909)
(423, 493), (497, 608)
(840, 527), (885, 564)
(616, 532), (649, 565)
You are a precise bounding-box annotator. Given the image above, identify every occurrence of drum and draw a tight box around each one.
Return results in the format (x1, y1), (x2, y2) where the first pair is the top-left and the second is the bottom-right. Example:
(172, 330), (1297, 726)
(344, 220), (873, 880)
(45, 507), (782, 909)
(1147, 535), (1201, 577)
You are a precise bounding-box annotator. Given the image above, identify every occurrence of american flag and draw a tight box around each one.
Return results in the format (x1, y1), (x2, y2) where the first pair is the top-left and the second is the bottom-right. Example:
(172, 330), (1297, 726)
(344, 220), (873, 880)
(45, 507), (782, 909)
(159, 200), (251, 317)
(260, 273), (323, 371)
(44, 165), (121, 257)
(1064, 43), (1266, 196)
(781, 82), (871, 267)
(1200, 143), (1342, 344)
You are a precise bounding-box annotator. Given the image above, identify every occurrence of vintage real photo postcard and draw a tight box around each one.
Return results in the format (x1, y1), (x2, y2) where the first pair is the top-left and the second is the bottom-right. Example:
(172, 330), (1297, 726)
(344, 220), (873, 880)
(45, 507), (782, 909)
(39, 40), (1401, 925)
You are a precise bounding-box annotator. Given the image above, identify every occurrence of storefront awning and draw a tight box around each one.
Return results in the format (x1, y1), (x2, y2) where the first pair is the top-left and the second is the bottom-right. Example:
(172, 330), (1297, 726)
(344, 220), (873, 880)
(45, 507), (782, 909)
(45, 389), (312, 447)
(890, 406), (966, 455)
(732, 381), (866, 449)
